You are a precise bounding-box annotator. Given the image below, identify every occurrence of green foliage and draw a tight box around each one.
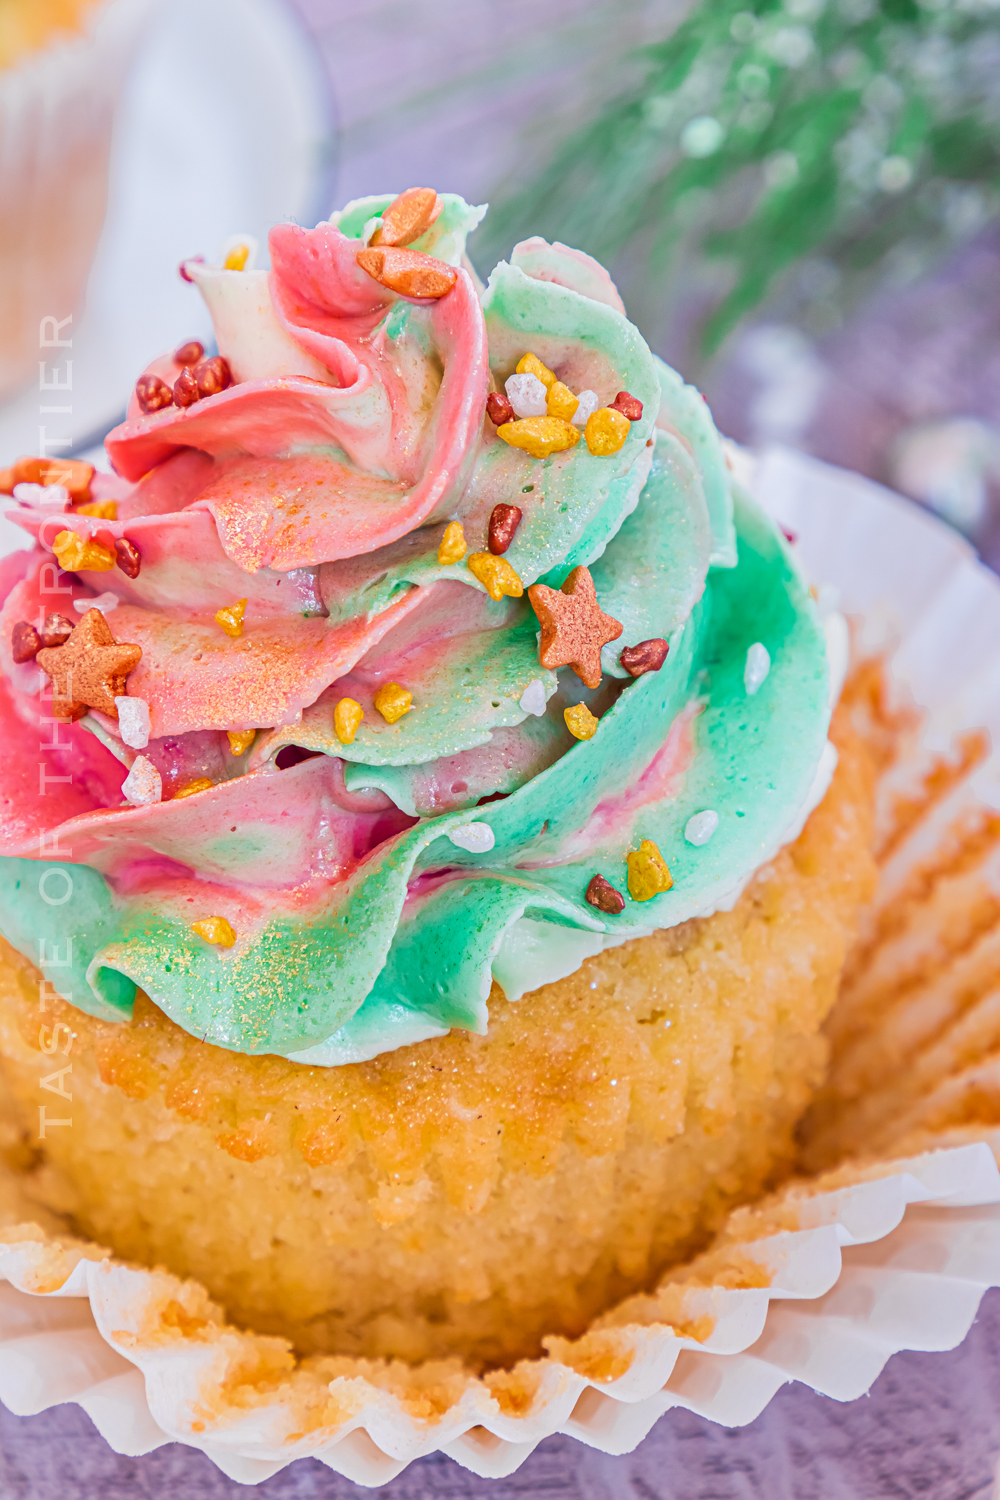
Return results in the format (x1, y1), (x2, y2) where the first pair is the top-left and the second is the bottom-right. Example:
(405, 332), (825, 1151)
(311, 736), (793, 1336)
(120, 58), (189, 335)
(477, 0), (1000, 367)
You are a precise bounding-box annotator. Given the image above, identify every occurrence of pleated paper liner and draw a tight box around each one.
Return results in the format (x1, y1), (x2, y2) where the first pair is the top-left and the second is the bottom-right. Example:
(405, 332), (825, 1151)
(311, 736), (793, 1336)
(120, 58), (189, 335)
(2, 445), (1000, 1485)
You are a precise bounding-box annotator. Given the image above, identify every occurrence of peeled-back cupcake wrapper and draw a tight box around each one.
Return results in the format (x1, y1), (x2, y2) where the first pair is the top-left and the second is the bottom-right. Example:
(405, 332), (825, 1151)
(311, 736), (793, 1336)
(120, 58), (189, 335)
(3, 448), (1000, 1484)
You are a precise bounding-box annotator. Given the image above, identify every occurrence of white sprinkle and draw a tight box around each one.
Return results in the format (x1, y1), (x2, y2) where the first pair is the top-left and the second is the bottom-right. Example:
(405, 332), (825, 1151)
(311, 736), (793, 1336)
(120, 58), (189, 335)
(744, 641), (771, 695)
(115, 696), (151, 749)
(571, 390), (600, 426)
(519, 678), (547, 716)
(505, 373), (548, 419)
(449, 822), (495, 853)
(685, 809), (719, 846)
(12, 481), (69, 511)
(74, 592), (119, 615)
(121, 755), (161, 806)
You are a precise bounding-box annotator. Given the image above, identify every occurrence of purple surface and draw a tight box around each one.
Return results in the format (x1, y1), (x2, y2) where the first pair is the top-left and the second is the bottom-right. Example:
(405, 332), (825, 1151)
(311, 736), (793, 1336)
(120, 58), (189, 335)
(4, 1288), (1000, 1497)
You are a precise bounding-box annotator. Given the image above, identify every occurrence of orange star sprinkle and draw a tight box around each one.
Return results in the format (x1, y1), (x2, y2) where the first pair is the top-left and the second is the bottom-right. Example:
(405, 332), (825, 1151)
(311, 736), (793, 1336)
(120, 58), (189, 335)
(527, 565), (622, 690)
(35, 608), (142, 721)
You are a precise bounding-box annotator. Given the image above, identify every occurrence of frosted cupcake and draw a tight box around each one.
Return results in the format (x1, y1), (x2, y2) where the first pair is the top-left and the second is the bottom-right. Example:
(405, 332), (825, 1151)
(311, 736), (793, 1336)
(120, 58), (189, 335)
(0, 0), (151, 400)
(0, 190), (875, 1368)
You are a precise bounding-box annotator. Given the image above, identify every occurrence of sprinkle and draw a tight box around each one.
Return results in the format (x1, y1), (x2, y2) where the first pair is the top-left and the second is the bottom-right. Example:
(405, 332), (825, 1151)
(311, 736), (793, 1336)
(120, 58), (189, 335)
(53, 530), (115, 573)
(744, 642), (771, 695)
(41, 613), (74, 647)
(115, 695), (150, 748)
(437, 521), (467, 565)
(496, 417), (581, 460)
(585, 874), (625, 914)
(36, 609), (142, 721)
(546, 381), (579, 421)
(74, 592), (118, 614)
(585, 407), (631, 456)
(374, 682), (413, 723)
(195, 356), (232, 398)
(12, 456), (93, 502)
(505, 373), (548, 419)
(527, 565), (622, 689)
(173, 367), (200, 407)
(122, 755), (161, 806)
(75, 499), (117, 521)
(356, 246), (457, 300)
(564, 702), (599, 740)
(11, 621), (41, 663)
(215, 598), (247, 638)
(685, 810), (719, 846)
(519, 678), (547, 716)
(191, 916), (236, 947)
(515, 352), (556, 389)
(135, 373), (174, 414)
(449, 823), (495, 853)
(179, 255), (205, 282)
(173, 777), (214, 799)
(227, 729), (256, 756)
(467, 552), (524, 601)
(488, 503), (522, 555)
(571, 390), (600, 426)
(369, 187), (440, 248)
(12, 481), (69, 511)
(224, 244), (250, 271)
(619, 638), (669, 677)
(174, 340), (204, 366)
(626, 839), (673, 901)
(334, 697), (364, 744)
(486, 392), (515, 427)
(115, 538), (142, 579)
(610, 391), (643, 421)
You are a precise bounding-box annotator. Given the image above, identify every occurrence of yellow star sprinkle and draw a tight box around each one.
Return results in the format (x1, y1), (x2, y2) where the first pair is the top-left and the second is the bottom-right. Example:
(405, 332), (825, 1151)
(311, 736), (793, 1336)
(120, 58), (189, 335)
(374, 682), (413, 724)
(75, 499), (117, 521)
(52, 529), (115, 573)
(334, 697), (364, 743)
(626, 839), (674, 901)
(564, 703), (599, 740)
(497, 417), (580, 460)
(516, 351), (556, 389)
(585, 407), (631, 456)
(191, 916), (236, 947)
(227, 729), (256, 756)
(467, 552), (524, 601)
(437, 521), (466, 565)
(215, 598), (247, 638)
(173, 778), (214, 799)
(546, 380), (579, 421)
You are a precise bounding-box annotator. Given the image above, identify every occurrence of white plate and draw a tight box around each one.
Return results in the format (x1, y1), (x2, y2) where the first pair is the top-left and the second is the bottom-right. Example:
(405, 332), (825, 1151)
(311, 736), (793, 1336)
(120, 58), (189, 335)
(0, 0), (335, 466)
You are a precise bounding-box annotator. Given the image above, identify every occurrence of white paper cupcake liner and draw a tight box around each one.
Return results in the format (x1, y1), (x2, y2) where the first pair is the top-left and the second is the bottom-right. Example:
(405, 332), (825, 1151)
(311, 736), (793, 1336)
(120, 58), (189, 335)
(0, 0), (153, 402)
(1, 445), (1000, 1484)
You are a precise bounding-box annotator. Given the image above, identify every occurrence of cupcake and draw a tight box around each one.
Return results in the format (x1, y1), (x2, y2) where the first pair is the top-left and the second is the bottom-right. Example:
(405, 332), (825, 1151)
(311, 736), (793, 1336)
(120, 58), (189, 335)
(0, 0), (152, 401)
(0, 189), (877, 1372)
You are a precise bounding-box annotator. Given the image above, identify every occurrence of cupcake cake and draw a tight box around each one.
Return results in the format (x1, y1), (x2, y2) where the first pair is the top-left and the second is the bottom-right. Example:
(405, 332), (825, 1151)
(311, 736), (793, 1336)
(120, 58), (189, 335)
(0, 190), (878, 1371)
(0, 0), (152, 401)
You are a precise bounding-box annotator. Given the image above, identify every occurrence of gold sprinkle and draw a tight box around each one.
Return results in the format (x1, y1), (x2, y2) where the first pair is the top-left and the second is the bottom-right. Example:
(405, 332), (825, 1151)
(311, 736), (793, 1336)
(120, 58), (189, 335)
(215, 598), (248, 638)
(227, 729), (256, 756)
(224, 244), (250, 271)
(374, 682), (413, 724)
(467, 552), (524, 601)
(52, 530), (115, 573)
(516, 351), (556, 389)
(564, 703), (599, 740)
(585, 407), (630, 456)
(626, 839), (673, 901)
(546, 380), (579, 422)
(75, 499), (117, 521)
(191, 916), (236, 947)
(437, 520), (466, 565)
(173, 777), (214, 799)
(497, 417), (580, 460)
(334, 697), (364, 744)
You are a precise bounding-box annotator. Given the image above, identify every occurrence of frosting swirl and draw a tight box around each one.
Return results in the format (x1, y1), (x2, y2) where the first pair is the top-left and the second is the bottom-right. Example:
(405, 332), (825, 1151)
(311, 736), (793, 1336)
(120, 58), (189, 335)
(0, 194), (831, 1063)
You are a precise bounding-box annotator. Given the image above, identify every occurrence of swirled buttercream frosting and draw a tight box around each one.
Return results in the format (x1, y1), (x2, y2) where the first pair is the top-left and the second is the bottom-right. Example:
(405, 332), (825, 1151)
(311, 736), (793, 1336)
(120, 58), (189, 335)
(0, 193), (832, 1064)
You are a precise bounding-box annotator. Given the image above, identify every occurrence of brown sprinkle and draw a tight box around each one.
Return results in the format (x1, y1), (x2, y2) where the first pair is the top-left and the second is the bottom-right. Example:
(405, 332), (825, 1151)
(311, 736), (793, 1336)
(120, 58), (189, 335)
(35, 609), (142, 721)
(488, 503), (523, 555)
(174, 340), (205, 367)
(173, 367), (201, 408)
(585, 874), (625, 914)
(356, 246), (457, 300)
(41, 613), (74, 648)
(610, 391), (643, 422)
(195, 355), (232, 397)
(486, 392), (515, 427)
(11, 621), (41, 663)
(370, 187), (440, 248)
(135, 373), (174, 415)
(115, 537), (142, 579)
(620, 638), (669, 677)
